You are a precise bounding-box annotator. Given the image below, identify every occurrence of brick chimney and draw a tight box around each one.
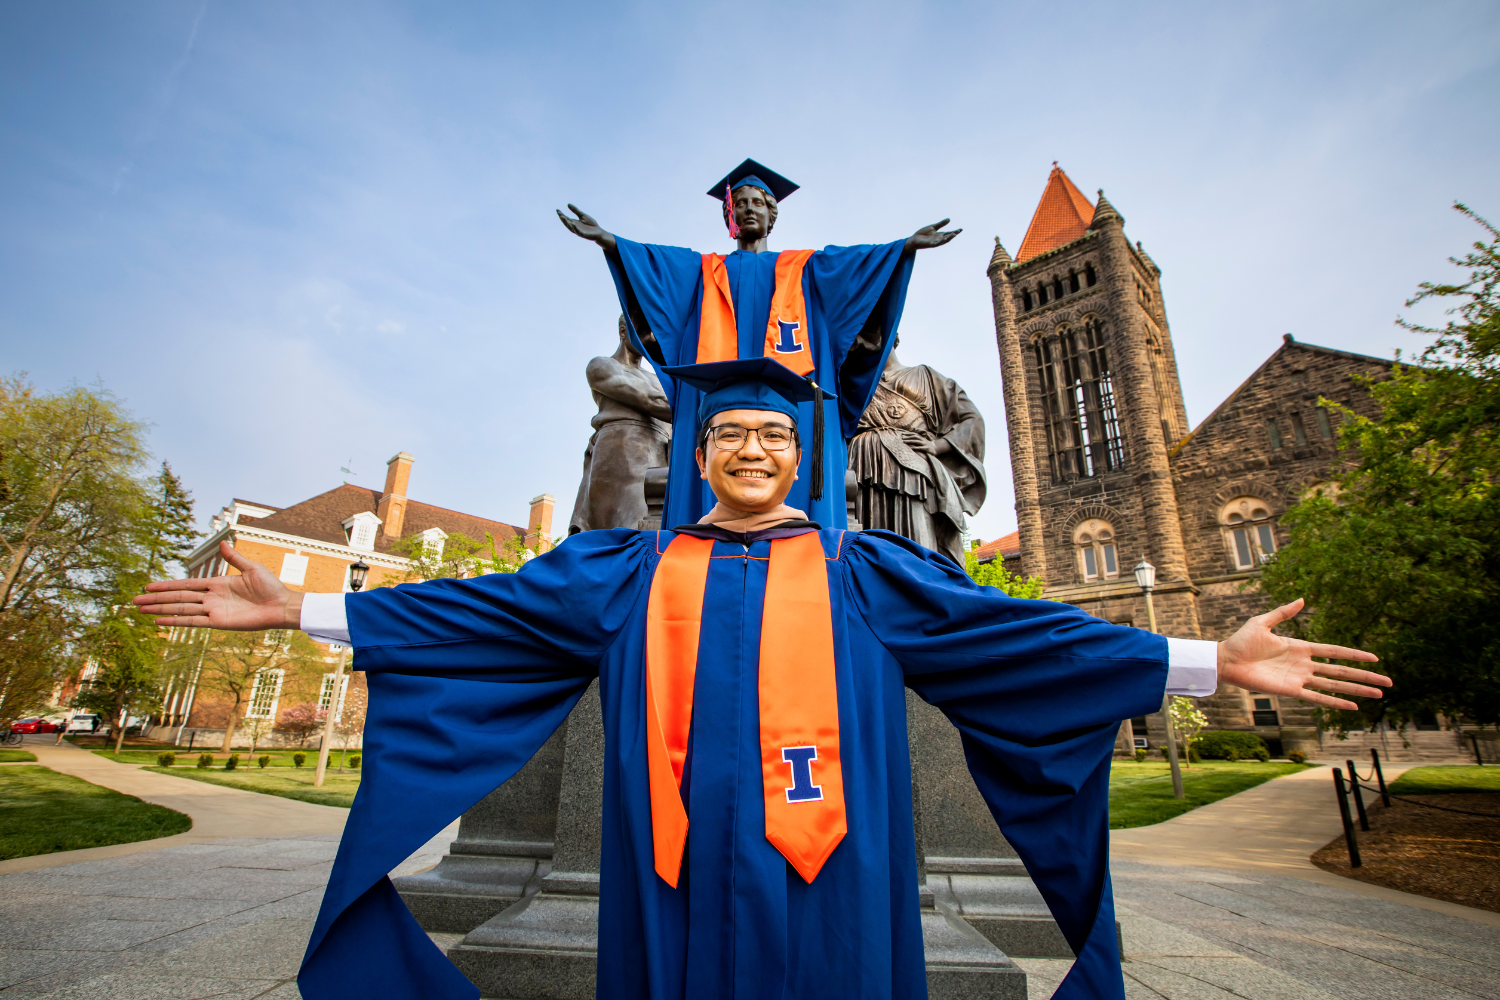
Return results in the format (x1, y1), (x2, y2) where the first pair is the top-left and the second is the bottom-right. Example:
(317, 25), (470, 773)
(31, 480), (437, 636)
(527, 494), (555, 553)
(377, 452), (414, 540)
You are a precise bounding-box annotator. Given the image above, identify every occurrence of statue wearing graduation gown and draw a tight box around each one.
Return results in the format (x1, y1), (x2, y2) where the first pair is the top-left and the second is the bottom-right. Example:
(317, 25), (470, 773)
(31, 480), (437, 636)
(558, 158), (962, 529)
(569, 315), (672, 533)
(849, 338), (986, 566)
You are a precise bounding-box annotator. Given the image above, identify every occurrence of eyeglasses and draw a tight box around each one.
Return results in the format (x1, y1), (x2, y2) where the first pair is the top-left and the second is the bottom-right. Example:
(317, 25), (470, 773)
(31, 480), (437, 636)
(704, 424), (796, 452)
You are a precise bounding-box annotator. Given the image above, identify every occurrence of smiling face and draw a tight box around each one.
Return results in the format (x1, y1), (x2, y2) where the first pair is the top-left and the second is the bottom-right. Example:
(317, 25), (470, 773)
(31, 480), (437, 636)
(695, 408), (800, 512)
(726, 185), (778, 241)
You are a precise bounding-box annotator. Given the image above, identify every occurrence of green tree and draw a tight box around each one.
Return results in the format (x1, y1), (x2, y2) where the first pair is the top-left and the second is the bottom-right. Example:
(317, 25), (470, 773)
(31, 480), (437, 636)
(72, 589), (171, 752)
(195, 629), (323, 752)
(964, 541), (1046, 599)
(137, 462), (198, 581)
(378, 531), (534, 586)
(1260, 204), (1500, 730)
(0, 377), (148, 718)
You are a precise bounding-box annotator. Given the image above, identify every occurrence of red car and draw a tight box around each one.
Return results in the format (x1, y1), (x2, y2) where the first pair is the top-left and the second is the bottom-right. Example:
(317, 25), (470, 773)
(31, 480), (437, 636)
(10, 718), (59, 734)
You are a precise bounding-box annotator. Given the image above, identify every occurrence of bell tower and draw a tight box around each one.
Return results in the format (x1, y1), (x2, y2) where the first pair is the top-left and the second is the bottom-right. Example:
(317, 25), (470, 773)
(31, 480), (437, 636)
(989, 165), (1200, 635)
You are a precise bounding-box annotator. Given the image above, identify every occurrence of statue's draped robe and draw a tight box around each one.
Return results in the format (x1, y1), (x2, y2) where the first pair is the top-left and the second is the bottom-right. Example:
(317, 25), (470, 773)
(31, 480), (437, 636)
(606, 239), (913, 528)
(850, 364), (986, 565)
(569, 356), (672, 533)
(297, 527), (1167, 1000)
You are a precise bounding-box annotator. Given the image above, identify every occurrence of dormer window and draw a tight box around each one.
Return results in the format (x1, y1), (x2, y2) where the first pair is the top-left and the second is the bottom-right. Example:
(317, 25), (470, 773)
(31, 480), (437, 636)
(419, 527), (448, 561)
(342, 511), (382, 552)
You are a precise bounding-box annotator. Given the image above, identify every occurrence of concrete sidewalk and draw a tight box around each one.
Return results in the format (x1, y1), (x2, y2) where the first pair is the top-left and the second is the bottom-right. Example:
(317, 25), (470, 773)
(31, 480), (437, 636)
(0, 738), (347, 876)
(1008, 764), (1500, 998)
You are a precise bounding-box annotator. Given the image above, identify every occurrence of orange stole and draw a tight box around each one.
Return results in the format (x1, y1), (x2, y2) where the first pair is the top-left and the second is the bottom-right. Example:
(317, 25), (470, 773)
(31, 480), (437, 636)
(643, 531), (846, 888)
(763, 249), (816, 376)
(696, 254), (736, 363)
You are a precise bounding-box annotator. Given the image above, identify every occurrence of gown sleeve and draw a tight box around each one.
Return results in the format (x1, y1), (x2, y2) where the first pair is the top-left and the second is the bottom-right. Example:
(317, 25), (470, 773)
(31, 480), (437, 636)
(298, 529), (657, 1000)
(806, 240), (914, 438)
(605, 237), (706, 370)
(839, 531), (1167, 1000)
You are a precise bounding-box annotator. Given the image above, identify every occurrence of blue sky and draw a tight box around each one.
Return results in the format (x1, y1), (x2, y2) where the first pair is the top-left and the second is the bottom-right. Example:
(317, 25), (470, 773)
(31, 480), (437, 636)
(3, 1), (1497, 546)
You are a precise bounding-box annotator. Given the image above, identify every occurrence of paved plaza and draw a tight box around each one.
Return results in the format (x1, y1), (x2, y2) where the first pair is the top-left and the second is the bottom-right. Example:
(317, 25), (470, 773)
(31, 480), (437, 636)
(2, 739), (1496, 998)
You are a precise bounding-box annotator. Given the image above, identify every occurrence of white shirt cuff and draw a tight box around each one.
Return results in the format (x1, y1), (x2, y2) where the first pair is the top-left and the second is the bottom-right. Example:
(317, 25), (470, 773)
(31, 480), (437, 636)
(1165, 637), (1218, 697)
(301, 592), (351, 647)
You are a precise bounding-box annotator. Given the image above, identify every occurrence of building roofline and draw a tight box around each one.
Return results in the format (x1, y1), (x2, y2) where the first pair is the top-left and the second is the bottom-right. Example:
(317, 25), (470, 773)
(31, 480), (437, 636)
(1169, 335), (1394, 459)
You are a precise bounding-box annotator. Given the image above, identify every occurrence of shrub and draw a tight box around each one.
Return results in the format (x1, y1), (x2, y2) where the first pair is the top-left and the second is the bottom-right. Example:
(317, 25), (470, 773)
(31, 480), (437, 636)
(257, 755), (271, 769)
(225, 753), (240, 771)
(1196, 731), (1268, 761)
(156, 752), (176, 768)
(197, 753), (213, 768)
(1133, 748), (1148, 762)
(292, 752), (307, 768)
(348, 754), (362, 769)
(1287, 749), (1308, 764)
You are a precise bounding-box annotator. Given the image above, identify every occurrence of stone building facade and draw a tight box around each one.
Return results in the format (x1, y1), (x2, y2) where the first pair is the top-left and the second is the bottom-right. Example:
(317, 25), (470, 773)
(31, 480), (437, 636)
(986, 165), (1395, 756)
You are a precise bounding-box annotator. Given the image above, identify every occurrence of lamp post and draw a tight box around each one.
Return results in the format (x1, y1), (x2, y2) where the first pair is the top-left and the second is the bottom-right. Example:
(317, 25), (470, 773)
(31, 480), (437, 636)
(1134, 558), (1184, 800)
(314, 559), (367, 788)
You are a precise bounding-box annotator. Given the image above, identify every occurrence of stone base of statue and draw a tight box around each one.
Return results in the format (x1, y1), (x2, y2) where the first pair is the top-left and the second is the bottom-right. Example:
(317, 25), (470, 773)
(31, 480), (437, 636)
(393, 727), (567, 933)
(907, 694), (1075, 960)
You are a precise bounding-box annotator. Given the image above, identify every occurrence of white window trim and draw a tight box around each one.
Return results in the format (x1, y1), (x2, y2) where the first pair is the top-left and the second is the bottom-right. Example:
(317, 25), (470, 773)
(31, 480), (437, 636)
(341, 512), (383, 553)
(1072, 519), (1120, 583)
(319, 673), (348, 722)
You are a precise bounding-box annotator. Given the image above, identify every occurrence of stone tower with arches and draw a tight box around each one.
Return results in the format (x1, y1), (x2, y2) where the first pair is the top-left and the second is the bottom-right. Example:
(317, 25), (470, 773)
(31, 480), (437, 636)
(987, 165), (1391, 752)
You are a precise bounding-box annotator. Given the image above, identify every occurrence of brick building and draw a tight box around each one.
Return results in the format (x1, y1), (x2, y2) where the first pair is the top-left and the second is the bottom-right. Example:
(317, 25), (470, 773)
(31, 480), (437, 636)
(161, 452), (556, 746)
(986, 165), (1398, 757)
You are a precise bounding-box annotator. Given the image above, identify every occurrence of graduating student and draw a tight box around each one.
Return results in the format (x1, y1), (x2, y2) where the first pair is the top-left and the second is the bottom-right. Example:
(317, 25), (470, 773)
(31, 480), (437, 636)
(137, 361), (1388, 1000)
(557, 159), (963, 528)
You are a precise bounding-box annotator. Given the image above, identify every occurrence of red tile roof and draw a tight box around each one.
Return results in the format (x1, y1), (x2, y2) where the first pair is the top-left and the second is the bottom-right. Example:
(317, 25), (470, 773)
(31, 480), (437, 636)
(1015, 165), (1095, 263)
(243, 483), (525, 554)
(971, 530), (1021, 564)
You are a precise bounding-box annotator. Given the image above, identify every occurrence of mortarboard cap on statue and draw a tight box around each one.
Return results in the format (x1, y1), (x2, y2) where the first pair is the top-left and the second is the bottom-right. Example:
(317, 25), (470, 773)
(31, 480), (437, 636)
(706, 159), (799, 202)
(661, 357), (834, 500)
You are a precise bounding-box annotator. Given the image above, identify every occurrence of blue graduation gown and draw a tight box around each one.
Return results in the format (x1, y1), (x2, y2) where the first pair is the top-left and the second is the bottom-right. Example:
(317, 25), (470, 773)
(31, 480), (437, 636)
(298, 527), (1168, 1000)
(606, 240), (914, 528)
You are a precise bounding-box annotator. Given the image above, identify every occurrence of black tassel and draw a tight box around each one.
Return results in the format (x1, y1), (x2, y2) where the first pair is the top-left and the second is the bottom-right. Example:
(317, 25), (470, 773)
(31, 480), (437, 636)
(809, 376), (825, 501)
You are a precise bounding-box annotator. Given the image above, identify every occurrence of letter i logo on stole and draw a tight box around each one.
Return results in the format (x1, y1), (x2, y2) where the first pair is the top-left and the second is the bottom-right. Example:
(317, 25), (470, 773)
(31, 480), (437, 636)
(781, 746), (823, 802)
(773, 319), (803, 354)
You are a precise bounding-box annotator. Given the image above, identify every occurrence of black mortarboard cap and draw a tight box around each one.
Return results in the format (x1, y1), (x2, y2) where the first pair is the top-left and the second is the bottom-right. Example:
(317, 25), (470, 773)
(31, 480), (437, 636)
(662, 358), (832, 500)
(705, 159), (800, 202)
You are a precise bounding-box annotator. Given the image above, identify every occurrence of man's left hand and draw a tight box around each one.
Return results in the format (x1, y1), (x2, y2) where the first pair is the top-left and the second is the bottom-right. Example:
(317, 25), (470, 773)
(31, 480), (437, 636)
(1217, 599), (1389, 710)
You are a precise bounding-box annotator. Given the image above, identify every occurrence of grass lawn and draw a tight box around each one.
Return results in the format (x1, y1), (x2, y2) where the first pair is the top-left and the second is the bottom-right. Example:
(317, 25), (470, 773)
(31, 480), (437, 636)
(0, 765), (191, 860)
(1109, 760), (1310, 829)
(1388, 765), (1500, 795)
(144, 764), (361, 808)
(0, 749), (37, 762)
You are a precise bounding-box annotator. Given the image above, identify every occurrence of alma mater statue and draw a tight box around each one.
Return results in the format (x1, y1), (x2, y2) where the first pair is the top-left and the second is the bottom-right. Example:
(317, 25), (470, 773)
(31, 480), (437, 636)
(557, 158), (960, 530)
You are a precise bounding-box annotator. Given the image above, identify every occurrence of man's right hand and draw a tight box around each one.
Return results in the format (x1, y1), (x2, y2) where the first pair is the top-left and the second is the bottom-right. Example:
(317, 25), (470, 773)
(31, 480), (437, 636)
(556, 204), (617, 253)
(133, 541), (303, 632)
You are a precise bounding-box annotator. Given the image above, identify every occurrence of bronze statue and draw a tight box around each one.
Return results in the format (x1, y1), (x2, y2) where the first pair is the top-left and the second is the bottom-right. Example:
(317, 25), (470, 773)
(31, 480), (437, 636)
(848, 336), (986, 565)
(568, 316), (673, 533)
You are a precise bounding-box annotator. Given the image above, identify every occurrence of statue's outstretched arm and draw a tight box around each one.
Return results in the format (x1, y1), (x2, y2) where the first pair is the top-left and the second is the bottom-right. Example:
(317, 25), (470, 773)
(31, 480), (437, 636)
(586, 357), (672, 421)
(557, 204), (618, 254)
(905, 218), (962, 253)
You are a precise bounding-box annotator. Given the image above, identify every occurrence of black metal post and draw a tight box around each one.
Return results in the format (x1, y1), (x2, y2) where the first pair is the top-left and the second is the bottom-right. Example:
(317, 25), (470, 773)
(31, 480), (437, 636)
(1473, 734), (1485, 766)
(1332, 768), (1361, 868)
(1346, 759), (1369, 831)
(1370, 748), (1389, 807)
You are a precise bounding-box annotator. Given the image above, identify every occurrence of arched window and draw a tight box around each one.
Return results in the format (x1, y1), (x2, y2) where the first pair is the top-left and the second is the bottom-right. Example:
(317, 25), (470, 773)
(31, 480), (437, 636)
(1068, 270), (1080, 293)
(1073, 518), (1119, 582)
(1052, 277), (1065, 299)
(1219, 497), (1277, 570)
(1085, 263), (1098, 286)
(1038, 284), (1049, 306)
(1022, 288), (1033, 311)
